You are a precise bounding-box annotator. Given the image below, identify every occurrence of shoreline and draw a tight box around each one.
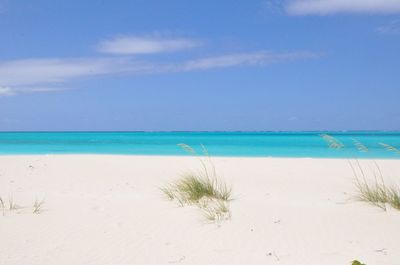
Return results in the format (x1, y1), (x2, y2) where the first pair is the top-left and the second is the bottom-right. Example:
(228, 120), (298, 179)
(0, 153), (399, 160)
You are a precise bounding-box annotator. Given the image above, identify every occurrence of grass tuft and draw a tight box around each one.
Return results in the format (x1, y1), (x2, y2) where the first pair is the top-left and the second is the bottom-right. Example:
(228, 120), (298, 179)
(387, 186), (400, 210)
(33, 199), (45, 214)
(160, 186), (175, 201)
(202, 200), (231, 222)
(162, 144), (232, 223)
(8, 196), (19, 211)
(0, 197), (5, 216)
(350, 160), (400, 211)
(0, 196), (46, 215)
(163, 173), (232, 204)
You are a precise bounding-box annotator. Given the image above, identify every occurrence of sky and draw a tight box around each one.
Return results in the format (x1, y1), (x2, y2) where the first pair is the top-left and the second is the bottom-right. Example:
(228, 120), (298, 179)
(0, 0), (399, 131)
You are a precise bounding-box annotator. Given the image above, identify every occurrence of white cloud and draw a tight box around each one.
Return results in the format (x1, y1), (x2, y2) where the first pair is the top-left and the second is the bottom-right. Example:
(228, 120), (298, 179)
(0, 51), (321, 96)
(287, 0), (400, 15)
(0, 57), (153, 87)
(0, 86), (73, 97)
(0, 86), (15, 96)
(97, 36), (200, 54)
(0, 57), (156, 96)
(181, 51), (320, 71)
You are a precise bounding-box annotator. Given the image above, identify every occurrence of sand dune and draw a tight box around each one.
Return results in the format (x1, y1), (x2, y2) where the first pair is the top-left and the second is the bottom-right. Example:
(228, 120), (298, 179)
(0, 155), (399, 265)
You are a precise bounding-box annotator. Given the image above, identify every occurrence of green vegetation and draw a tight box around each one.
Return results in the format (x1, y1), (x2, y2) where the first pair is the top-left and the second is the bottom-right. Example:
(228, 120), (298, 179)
(321, 134), (399, 212)
(350, 160), (400, 211)
(161, 144), (232, 222)
(352, 260), (366, 265)
(163, 173), (231, 204)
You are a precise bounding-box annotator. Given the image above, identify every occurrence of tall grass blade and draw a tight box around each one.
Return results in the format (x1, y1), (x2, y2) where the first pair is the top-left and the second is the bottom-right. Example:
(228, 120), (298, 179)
(162, 144), (232, 223)
(351, 160), (400, 211)
(379, 143), (400, 155)
(320, 134), (345, 149)
(0, 197), (5, 216)
(33, 199), (45, 214)
(352, 138), (369, 152)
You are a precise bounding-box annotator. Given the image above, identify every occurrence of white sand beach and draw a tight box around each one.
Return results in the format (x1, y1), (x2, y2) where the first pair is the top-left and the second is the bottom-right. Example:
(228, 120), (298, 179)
(0, 155), (399, 265)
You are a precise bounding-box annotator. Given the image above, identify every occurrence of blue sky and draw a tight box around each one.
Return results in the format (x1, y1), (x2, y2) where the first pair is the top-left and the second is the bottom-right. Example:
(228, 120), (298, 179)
(0, 0), (399, 131)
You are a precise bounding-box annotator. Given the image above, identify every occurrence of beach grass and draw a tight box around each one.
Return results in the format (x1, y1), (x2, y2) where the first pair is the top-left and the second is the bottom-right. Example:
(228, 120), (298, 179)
(0, 196), (20, 214)
(201, 200), (231, 222)
(321, 135), (400, 211)
(8, 196), (19, 211)
(160, 186), (175, 201)
(320, 134), (345, 149)
(0, 197), (5, 216)
(379, 142), (400, 155)
(350, 160), (400, 211)
(352, 138), (369, 152)
(162, 172), (232, 207)
(33, 199), (45, 214)
(163, 173), (231, 203)
(162, 174), (232, 222)
(0, 196), (46, 215)
(162, 144), (232, 222)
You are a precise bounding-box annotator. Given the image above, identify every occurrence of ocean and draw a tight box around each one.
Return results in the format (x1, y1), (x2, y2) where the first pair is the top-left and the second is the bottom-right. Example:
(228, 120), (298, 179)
(0, 131), (399, 158)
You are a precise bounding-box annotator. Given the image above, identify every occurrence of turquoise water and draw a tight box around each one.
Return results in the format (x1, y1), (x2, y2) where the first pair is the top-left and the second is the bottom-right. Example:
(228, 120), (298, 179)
(0, 132), (399, 158)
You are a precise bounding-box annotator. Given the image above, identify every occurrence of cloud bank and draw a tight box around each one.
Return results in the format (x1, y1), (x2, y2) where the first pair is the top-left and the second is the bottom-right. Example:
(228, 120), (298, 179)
(287, 0), (400, 15)
(0, 34), (321, 96)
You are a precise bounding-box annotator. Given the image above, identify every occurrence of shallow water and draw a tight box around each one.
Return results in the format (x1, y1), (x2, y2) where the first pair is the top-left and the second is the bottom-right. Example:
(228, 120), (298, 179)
(0, 131), (399, 158)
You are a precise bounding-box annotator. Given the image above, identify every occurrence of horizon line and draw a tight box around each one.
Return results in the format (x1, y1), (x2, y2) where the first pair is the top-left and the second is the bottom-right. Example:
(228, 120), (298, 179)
(1, 130), (400, 133)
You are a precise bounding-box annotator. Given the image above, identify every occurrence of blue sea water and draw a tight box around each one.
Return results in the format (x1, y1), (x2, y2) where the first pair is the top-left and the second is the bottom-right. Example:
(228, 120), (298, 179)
(0, 131), (399, 158)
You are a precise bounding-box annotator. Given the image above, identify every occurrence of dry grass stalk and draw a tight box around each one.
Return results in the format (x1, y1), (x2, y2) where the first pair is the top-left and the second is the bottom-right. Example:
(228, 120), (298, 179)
(162, 144), (232, 223)
(379, 143), (400, 156)
(350, 160), (400, 211)
(33, 199), (45, 214)
(320, 134), (345, 149)
(352, 138), (369, 152)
